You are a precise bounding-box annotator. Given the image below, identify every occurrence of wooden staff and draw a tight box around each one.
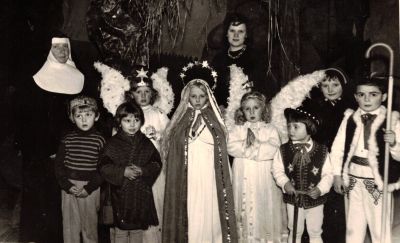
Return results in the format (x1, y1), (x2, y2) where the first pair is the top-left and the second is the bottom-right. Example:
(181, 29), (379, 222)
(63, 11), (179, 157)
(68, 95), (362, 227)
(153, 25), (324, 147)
(292, 194), (300, 243)
(365, 42), (394, 243)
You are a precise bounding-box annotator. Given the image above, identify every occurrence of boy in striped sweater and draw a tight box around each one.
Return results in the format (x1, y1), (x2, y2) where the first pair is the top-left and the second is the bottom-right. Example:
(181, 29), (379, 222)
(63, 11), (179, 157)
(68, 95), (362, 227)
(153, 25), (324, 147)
(55, 96), (106, 243)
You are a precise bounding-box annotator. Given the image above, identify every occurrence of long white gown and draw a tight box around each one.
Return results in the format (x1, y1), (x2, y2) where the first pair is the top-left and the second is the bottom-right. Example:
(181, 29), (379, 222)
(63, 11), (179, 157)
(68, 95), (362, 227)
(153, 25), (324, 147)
(141, 105), (169, 243)
(228, 121), (284, 243)
(187, 111), (223, 243)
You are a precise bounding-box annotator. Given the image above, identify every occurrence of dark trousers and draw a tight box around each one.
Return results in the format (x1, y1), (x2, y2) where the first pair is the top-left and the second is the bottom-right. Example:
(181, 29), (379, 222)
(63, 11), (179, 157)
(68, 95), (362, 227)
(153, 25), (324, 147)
(321, 189), (346, 243)
(19, 158), (63, 243)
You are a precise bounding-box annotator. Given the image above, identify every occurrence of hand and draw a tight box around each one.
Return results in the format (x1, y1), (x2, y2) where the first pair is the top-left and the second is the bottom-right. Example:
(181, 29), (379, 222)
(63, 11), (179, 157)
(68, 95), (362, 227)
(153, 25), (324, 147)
(124, 166), (138, 180)
(308, 187), (321, 199)
(284, 182), (296, 195)
(124, 165), (142, 180)
(69, 186), (82, 196)
(77, 189), (89, 198)
(246, 129), (256, 147)
(145, 126), (156, 139)
(383, 129), (396, 147)
(131, 164), (143, 177)
(334, 175), (345, 194)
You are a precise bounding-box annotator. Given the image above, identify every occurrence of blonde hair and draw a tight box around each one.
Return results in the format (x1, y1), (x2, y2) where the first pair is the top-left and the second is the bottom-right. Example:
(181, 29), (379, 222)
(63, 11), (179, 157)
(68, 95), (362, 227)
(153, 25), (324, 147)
(161, 79), (225, 159)
(234, 91), (270, 125)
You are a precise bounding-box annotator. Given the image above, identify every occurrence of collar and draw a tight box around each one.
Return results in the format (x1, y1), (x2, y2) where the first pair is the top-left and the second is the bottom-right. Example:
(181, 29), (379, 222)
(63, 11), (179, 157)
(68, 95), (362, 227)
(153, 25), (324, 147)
(360, 107), (381, 116)
(292, 139), (313, 152)
(244, 121), (263, 129)
(117, 130), (144, 143)
(74, 127), (96, 135)
(141, 105), (151, 111)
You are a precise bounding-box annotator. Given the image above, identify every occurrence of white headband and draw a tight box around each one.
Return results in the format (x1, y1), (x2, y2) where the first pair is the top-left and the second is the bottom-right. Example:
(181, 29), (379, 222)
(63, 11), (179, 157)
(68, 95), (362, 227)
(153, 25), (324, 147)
(52, 37), (69, 44)
(324, 68), (347, 84)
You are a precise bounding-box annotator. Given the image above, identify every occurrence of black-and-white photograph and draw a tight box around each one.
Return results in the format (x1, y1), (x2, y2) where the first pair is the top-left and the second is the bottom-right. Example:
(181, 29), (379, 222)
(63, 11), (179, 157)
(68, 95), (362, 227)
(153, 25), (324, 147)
(0, 0), (399, 242)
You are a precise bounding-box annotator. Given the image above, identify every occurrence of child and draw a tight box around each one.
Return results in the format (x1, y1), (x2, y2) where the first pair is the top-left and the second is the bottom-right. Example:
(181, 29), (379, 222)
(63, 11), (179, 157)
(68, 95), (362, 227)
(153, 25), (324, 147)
(313, 68), (356, 148)
(330, 76), (400, 243)
(272, 103), (333, 243)
(162, 61), (237, 243)
(125, 68), (170, 242)
(99, 102), (162, 243)
(311, 68), (355, 243)
(126, 68), (170, 151)
(227, 91), (283, 242)
(55, 95), (106, 243)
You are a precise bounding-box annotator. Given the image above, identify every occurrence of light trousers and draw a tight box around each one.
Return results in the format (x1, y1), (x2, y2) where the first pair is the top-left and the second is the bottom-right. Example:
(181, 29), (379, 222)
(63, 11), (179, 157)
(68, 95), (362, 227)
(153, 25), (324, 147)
(114, 227), (144, 243)
(61, 180), (100, 243)
(287, 204), (324, 243)
(346, 176), (393, 243)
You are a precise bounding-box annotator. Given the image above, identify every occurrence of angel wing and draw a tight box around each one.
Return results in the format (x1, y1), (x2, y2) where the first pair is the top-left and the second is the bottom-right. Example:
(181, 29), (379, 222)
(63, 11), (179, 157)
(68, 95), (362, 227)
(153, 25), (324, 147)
(94, 62), (130, 116)
(151, 67), (175, 115)
(224, 64), (251, 128)
(270, 70), (326, 143)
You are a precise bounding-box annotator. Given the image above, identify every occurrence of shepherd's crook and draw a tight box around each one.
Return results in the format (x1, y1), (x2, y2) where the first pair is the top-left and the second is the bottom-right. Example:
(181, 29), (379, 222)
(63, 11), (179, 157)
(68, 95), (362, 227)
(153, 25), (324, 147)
(365, 42), (394, 243)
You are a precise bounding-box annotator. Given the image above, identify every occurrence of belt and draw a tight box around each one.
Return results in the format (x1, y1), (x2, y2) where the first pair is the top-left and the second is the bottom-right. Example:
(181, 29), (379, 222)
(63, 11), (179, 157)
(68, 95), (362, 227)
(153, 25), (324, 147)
(350, 156), (369, 166)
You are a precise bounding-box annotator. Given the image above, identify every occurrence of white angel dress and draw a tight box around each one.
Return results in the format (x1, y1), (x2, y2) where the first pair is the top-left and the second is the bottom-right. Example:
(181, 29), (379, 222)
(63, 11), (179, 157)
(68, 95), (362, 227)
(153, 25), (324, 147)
(228, 121), (284, 243)
(141, 105), (169, 243)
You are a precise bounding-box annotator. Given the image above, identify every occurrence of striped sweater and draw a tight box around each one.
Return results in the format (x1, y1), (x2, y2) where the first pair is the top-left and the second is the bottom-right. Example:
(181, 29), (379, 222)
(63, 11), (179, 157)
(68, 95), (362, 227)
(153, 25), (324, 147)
(55, 128), (106, 194)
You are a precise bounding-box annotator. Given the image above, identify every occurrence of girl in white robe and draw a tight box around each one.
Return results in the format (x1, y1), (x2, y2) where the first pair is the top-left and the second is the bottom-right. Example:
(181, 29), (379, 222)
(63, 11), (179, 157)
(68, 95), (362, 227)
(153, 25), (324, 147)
(228, 91), (284, 243)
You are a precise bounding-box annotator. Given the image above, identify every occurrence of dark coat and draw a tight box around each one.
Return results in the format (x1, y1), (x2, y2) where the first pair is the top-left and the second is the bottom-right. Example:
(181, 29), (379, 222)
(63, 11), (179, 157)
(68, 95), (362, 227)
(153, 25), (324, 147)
(211, 47), (273, 107)
(100, 130), (161, 230)
(314, 98), (354, 149)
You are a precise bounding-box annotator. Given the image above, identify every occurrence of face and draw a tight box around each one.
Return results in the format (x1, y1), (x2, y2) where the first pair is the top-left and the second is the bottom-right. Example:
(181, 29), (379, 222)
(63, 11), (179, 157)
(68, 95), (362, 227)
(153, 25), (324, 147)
(287, 122), (310, 143)
(132, 86), (152, 107)
(51, 43), (69, 63)
(320, 77), (343, 101)
(120, 114), (142, 135)
(189, 85), (208, 110)
(73, 110), (99, 131)
(227, 23), (247, 50)
(242, 98), (262, 123)
(354, 85), (387, 112)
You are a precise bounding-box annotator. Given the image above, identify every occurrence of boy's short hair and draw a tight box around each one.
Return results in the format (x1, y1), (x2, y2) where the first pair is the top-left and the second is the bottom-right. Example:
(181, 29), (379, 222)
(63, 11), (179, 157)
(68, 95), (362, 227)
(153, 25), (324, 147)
(114, 101), (145, 128)
(284, 100), (321, 136)
(354, 75), (388, 94)
(69, 96), (98, 121)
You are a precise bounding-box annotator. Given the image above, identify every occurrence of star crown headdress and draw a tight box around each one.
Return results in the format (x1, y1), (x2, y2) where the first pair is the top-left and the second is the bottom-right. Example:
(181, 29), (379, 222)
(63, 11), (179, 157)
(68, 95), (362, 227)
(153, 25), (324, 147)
(136, 67), (150, 87)
(180, 60), (218, 90)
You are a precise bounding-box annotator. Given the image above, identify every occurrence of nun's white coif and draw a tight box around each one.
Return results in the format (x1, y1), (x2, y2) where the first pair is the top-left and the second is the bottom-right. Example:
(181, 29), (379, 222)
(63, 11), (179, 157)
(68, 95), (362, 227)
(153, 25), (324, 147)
(33, 37), (84, 94)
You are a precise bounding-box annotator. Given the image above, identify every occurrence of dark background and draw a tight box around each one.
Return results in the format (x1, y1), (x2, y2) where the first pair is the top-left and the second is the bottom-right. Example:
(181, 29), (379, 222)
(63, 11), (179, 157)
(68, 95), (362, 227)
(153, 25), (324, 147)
(0, 0), (399, 241)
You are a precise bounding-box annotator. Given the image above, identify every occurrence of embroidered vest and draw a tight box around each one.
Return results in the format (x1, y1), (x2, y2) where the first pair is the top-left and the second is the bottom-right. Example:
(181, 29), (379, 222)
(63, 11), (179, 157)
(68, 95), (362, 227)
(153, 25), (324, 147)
(281, 141), (328, 209)
(344, 116), (400, 183)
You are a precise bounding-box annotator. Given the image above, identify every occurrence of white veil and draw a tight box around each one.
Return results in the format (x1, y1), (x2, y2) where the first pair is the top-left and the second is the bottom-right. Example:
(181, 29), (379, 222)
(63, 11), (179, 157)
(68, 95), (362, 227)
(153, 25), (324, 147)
(33, 37), (84, 94)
